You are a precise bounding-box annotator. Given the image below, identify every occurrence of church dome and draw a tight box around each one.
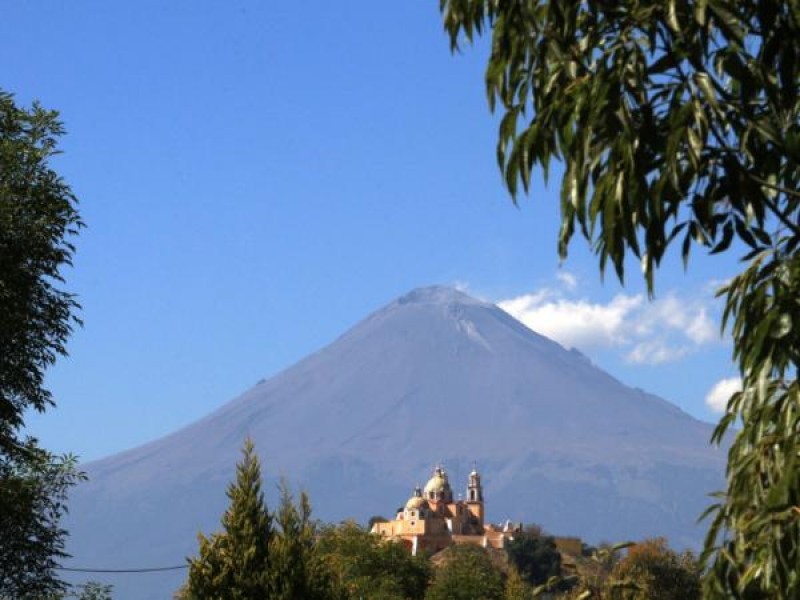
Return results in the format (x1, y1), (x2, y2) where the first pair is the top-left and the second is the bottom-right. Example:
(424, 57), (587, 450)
(424, 470), (448, 494)
(405, 495), (428, 510)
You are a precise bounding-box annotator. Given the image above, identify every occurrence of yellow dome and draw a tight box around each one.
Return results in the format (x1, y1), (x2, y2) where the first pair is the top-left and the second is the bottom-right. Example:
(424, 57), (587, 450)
(405, 496), (428, 510)
(424, 473), (447, 494)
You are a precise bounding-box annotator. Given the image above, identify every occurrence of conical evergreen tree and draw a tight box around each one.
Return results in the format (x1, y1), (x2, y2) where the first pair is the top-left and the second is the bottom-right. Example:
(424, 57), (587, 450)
(271, 482), (336, 600)
(183, 438), (272, 599)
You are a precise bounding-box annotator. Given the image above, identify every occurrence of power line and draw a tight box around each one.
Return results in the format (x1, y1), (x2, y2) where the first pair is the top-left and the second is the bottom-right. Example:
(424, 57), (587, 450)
(57, 565), (188, 573)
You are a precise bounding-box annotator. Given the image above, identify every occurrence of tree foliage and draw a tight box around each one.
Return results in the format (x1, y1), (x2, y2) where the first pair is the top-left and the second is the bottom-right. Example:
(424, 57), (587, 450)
(505, 527), (562, 587)
(0, 91), (82, 456)
(504, 567), (531, 600)
(0, 90), (83, 599)
(425, 544), (504, 600)
(270, 482), (335, 600)
(316, 520), (431, 600)
(440, 1), (800, 597)
(183, 438), (273, 599)
(568, 543), (624, 599)
(67, 581), (114, 600)
(0, 443), (86, 599)
(182, 439), (339, 600)
(605, 537), (700, 600)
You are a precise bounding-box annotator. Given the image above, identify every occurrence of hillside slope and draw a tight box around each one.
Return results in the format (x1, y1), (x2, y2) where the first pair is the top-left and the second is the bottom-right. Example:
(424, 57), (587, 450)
(63, 286), (725, 598)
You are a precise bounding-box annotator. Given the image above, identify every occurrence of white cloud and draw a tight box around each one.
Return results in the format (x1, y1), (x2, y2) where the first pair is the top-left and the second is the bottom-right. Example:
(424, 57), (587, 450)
(556, 271), (578, 290)
(499, 293), (642, 349)
(687, 309), (716, 344)
(497, 288), (719, 365)
(626, 341), (690, 365)
(705, 377), (741, 413)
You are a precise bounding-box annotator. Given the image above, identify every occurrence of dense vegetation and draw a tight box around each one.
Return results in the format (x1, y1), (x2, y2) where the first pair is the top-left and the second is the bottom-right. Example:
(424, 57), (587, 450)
(316, 521), (431, 600)
(179, 440), (702, 600)
(0, 91), (85, 599)
(0, 449), (85, 599)
(504, 525), (562, 587)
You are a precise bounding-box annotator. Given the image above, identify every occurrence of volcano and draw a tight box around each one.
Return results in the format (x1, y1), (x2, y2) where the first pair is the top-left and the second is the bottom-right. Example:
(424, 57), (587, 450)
(64, 286), (725, 598)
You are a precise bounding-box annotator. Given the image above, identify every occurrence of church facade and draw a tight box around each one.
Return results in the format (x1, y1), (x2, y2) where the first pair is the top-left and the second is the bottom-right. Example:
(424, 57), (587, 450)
(370, 466), (518, 555)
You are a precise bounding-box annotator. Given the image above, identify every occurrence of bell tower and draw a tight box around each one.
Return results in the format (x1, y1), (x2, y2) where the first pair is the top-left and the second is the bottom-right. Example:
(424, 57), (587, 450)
(466, 465), (484, 529)
(467, 467), (482, 503)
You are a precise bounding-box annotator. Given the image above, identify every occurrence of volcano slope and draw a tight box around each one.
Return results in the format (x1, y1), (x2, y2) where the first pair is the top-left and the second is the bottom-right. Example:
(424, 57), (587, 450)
(63, 286), (725, 598)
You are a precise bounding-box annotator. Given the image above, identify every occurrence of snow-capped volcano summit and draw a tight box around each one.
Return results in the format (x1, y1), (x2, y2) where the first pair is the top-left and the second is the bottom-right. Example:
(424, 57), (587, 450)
(394, 284), (476, 303)
(64, 286), (725, 599)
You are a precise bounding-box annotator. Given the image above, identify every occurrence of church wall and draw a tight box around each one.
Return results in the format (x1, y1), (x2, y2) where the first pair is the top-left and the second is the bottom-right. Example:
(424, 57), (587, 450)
(467, 501), (484, 527)
(373, 522), (395, 537)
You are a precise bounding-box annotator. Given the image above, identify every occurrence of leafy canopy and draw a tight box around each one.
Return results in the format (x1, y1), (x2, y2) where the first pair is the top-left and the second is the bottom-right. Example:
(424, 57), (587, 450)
(65, 581), (114, 600)
(504, 526), (562, 587)
(0, 90), (83, 600)
(0, 444), (86, 599)
(316, 520), (431, 600)
(425, 544), (504, 600)
(440, 1), (800, 598)
(0, 91), (82, 455)
(606, 537), (700, 600)
(503, 567), (531, 600)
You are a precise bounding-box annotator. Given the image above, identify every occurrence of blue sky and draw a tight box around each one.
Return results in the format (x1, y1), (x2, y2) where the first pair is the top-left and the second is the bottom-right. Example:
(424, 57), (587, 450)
(6, 1), (742, 462)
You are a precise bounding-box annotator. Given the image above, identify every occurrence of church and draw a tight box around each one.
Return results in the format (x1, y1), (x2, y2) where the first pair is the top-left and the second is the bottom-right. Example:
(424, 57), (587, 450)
(370, 465), (519, 555)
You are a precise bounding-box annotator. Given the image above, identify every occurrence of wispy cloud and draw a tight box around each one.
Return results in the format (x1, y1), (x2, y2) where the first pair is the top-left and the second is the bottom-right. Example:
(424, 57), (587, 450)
(452, 280), (471, 293)
(705, 377), (741, 413)
(625, 340), (690, 364)
(555, 270), (578, 290)
(497, 279), (720, 365)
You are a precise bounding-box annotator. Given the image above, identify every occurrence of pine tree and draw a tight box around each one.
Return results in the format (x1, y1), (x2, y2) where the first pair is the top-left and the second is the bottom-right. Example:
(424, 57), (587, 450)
(183, 438), (272, 599)
(271, 483), (312, 599)
(271, 483), (336, 600)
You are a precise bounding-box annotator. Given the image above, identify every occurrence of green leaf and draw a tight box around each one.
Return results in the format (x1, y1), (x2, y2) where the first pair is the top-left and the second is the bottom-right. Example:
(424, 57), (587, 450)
(785, 130), (800, 163)
(687, 127), (703, 166)
(667, 0), (680, 32)
(752, 118), (781, 145)
(708, 1), (746, 43)
(711, 221), (734, 254)
(695, 0), (708, 26)
(734, 217), (758, 249)
(770, 313), (792, 339)
(694, 72), (720, 111)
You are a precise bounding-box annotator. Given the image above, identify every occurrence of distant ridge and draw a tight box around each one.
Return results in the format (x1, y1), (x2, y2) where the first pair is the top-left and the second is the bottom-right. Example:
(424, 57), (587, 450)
(64, 285), (725, 599)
